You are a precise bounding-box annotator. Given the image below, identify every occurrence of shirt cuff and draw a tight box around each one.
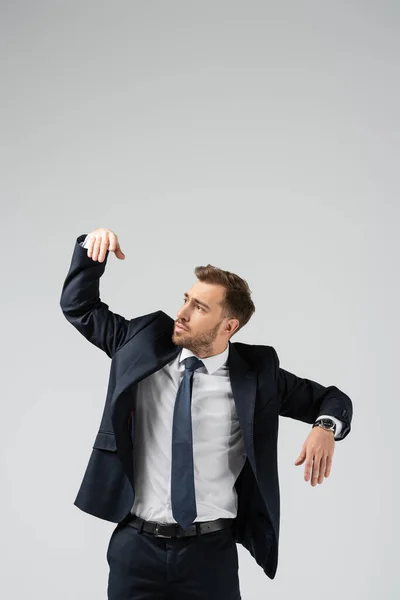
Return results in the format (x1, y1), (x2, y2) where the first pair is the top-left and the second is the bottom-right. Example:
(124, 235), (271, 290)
(80, 234), (89, 248)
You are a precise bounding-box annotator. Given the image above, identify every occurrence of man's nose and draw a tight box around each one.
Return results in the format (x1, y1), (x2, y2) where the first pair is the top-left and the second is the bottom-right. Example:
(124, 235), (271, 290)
(177, 306), (189, 320)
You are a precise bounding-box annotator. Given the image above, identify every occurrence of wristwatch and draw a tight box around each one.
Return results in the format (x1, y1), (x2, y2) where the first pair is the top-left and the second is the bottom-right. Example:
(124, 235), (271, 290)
(312, 418), (336, 434)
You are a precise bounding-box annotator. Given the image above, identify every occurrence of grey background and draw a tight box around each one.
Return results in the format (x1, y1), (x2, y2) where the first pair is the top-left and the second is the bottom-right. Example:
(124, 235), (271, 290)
(1, 1), (399, 598)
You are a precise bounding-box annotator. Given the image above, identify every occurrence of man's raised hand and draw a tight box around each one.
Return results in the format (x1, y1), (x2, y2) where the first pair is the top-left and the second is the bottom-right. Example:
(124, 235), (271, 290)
(85, 228), (126, 262)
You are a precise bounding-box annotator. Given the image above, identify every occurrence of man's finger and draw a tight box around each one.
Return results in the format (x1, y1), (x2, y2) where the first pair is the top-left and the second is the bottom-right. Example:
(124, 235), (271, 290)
(310, 456), (321, 486)
(325, 454), (333, 478)
(87, 235), (95, 258)
(317, 455), (327, 484)
(294, 447), (306, 465)
(92, 236), (101, 261)
(304, 453), (313, 482)
(99, 234), (109, 262)
(108, 232), (118, 253)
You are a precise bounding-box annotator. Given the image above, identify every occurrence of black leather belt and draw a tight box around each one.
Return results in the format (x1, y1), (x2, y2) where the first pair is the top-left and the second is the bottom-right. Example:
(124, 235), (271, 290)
(123, 514), (234, 538)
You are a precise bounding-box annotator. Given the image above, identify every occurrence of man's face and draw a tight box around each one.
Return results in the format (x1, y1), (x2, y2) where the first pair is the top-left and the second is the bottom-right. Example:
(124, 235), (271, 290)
(172, 281), (238, 357)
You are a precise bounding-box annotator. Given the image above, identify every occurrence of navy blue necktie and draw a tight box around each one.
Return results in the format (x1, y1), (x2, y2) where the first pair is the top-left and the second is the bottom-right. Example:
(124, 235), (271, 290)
(171, 356), (204, 529)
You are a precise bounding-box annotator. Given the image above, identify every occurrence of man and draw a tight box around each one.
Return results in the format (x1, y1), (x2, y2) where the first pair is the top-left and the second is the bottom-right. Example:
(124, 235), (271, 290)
(60, 227), (353, 600)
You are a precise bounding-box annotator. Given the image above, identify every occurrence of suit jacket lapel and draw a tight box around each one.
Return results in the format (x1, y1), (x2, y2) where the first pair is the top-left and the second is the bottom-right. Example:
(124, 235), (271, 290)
(110, 331), (181, 415)
(228, 343), (258, 479)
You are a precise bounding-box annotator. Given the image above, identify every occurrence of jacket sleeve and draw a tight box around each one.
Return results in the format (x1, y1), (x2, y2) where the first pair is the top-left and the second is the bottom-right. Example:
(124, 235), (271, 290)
(272, 347), (353, 441)
(60, 233), (147, 358)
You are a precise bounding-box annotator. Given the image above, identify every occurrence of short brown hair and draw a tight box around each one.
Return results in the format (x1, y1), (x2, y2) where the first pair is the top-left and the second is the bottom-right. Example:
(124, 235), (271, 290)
(194, 264), (255, 336)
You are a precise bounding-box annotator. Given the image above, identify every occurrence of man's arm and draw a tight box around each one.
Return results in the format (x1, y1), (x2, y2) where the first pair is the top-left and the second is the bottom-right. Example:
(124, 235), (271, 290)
(60, 233), (131, 358)
(60, 230), (159, 358)
(272, 348), (353, 441)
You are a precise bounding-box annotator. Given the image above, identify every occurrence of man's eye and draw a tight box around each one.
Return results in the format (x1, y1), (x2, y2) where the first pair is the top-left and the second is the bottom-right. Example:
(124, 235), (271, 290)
(183, 298), (203, 311)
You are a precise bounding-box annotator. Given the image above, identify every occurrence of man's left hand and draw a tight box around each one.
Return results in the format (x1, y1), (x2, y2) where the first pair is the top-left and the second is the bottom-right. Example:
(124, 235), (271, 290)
(294, 427), (335, 486)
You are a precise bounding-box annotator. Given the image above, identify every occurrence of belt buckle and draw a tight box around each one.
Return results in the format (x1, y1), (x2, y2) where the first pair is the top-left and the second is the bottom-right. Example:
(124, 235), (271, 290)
(153, 523), (170, 538)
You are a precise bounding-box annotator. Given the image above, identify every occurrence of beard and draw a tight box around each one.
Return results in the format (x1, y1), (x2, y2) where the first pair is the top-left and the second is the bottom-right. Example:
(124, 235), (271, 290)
(172, 319), (224, 356)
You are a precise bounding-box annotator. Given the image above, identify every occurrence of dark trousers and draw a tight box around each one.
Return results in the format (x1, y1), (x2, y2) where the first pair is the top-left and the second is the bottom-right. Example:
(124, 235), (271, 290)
(106, 519), (242, 599)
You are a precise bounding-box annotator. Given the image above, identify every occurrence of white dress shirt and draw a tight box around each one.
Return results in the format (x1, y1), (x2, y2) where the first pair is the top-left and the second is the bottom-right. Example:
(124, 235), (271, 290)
(130, 344), (247, 523)
(80, 234), (343, 524)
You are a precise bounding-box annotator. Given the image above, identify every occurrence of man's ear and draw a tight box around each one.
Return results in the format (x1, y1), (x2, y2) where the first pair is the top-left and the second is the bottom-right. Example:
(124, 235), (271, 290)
(227, 319), (239, 336)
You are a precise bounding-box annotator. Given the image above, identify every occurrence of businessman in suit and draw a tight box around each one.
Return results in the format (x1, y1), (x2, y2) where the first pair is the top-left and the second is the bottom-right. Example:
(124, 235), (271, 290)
(60, 227), (353, 600)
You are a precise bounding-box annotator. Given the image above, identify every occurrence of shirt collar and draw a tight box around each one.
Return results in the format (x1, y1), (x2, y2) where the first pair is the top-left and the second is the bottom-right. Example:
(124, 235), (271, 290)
(178, 342), (230, 375)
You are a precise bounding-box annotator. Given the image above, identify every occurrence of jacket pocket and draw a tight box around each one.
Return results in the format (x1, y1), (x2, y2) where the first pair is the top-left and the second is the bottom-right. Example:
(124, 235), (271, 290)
(92, 430), (118, 451)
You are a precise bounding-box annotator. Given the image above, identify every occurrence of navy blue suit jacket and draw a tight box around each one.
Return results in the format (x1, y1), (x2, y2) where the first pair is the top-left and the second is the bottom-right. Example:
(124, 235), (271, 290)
(60, 234), (353, 579)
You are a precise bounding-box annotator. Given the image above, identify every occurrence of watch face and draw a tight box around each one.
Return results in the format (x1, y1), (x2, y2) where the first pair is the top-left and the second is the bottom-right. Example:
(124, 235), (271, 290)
(321, 419), (335, 429)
